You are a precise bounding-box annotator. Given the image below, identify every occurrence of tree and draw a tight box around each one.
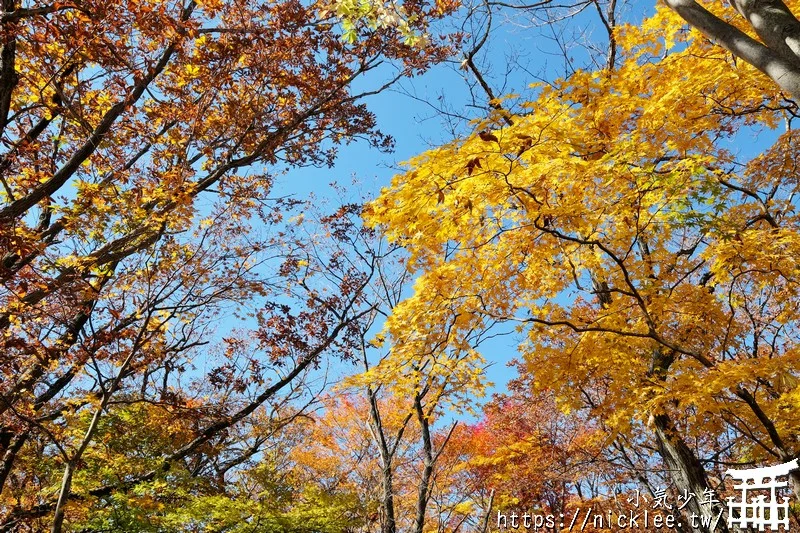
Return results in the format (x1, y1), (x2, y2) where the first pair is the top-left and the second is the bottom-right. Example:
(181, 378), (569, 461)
(663, 0), (800, 97)
(0, 0), (457, 526)
(0, 192), (380, 530)
(58, 398), (373, 532)
(309, 194), (478, 533)
(441, 373), (689, 531)
(365, 2), (800, 530)
(459, 387), (611, 517)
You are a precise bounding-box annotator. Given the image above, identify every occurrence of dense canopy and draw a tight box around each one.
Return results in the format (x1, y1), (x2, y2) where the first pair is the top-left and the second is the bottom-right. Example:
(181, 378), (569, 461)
(2, 0), (800, 530)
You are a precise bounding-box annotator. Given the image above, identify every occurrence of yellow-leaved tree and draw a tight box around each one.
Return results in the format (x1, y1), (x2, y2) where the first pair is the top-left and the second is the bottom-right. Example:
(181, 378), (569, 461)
(366, 2), (800, 530)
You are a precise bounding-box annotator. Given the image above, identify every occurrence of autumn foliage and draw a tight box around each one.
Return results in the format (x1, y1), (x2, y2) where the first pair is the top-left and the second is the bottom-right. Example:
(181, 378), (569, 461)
(3, 0), (800, 529)
(0, 0), (457, 528)
(366, 0), (800, 529)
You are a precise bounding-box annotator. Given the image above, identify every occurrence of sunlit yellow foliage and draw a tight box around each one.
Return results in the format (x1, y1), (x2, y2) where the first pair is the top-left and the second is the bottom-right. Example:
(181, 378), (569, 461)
(366, 2), (800, 472)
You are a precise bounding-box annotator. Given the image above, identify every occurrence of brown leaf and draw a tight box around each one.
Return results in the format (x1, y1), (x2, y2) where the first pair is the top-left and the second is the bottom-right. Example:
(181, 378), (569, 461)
(479, 130), (499, 143)
(517, 138), (533, 156)
(466, 157), (482, 176)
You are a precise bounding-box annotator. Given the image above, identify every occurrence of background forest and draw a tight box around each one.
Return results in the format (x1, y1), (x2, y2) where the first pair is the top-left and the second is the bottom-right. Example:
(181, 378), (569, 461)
(1, 0), (800, 530)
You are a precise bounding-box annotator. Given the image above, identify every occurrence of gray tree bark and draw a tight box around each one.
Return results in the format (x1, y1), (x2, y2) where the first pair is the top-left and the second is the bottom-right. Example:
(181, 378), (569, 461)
(653, 414), (733, 533)
(664, 0), (800, 98)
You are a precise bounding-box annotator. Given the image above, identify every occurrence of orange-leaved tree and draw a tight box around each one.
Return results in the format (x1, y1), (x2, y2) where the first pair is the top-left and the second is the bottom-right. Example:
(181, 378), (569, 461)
(0, 0), (458, 529)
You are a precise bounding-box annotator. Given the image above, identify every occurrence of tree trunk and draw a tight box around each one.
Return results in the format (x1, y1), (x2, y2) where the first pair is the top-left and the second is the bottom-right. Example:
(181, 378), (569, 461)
(729, 0), (800, 67)
(367, 386), (397, 533)
(0, 0), (17, 139)
(413, 393), (433, 533)
(663, 0), (800, 97)
(653, 414), (735, 533)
